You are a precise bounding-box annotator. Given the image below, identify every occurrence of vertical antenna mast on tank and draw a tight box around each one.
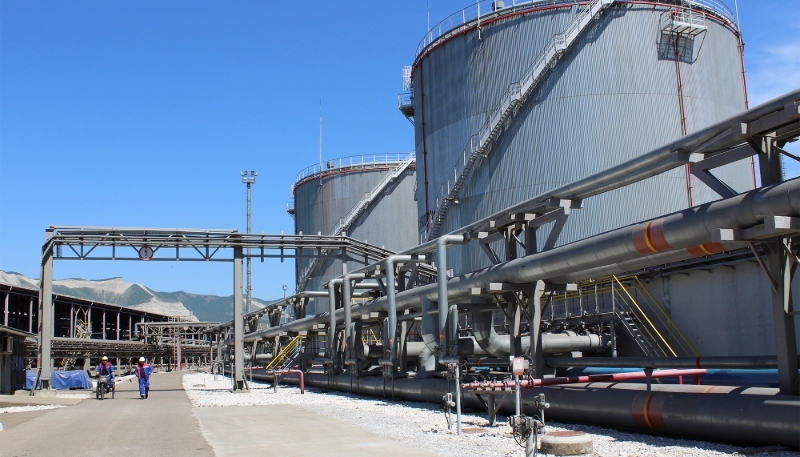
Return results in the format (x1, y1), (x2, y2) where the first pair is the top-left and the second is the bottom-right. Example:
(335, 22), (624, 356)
(319, 99), (323, 186)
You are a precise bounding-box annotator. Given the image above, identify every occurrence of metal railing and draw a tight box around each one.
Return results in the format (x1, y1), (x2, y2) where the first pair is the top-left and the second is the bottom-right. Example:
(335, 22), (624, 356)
(545, 275), (698, 357)
(292, 153), (415, 194)
(398, 92), (413, 108)
(661, 7), (707, 35)
(265, 335), (303, 370)
(415, 0), (734, 60)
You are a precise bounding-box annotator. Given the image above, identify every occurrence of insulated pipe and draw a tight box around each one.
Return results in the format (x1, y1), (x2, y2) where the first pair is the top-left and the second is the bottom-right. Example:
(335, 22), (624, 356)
(464, 369), (708, 390)
(381, 255), (425, 368)
(251, 372), (800, 447)
(245, 178), (800, 343)
(437, 235), (467, 359)
(342, 273), (366, 364)
(472, 310), (610, 356)
(545, 355), (800, 369)
(327, 279), (342, 360)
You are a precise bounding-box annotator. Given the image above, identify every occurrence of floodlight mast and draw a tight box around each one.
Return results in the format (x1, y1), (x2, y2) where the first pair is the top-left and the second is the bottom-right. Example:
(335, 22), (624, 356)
(241, 171), (257, 314)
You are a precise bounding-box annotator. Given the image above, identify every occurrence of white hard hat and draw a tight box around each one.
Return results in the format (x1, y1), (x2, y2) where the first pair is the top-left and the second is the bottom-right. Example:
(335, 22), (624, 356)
(139, 357), (145, 362)
(102, 356), (108, 361)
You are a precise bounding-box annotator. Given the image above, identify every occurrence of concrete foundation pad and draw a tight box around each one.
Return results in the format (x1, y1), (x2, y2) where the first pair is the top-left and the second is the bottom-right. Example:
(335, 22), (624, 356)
(540, 430), (593, 456)
(193, 404), (438, 457)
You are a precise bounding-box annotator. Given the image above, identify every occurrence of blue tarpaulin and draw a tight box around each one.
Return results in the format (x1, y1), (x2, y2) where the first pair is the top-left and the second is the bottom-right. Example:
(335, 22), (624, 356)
(25, 370), (93, 390)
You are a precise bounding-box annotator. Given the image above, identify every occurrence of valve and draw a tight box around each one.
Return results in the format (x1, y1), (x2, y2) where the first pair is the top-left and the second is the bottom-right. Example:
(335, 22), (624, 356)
(509, 393), (549, 455)
(446, 362), (458, 380)
(442, 392), (456, 430)
(442, 392), (456, 409)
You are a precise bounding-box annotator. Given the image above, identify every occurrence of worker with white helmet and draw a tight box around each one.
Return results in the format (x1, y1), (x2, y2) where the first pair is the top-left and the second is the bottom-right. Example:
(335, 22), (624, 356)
(134, 356), (152, 399)
(95, 356), (115, 392)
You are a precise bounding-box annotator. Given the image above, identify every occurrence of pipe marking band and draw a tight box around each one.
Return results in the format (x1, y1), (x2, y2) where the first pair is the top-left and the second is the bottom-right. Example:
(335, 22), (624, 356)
(633, 219), (671, 255)
(632, 392), (667, 429)
(687, 242), (727, 257)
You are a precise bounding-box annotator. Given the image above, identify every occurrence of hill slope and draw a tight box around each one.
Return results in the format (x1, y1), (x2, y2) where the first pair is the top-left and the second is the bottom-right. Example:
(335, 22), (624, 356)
(0, 271), (273, 322)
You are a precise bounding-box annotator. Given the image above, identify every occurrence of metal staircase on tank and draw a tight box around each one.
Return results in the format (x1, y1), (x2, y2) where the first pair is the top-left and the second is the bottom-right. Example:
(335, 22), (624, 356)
(297, 153), (415, 290)
(426, 0), (615, 240)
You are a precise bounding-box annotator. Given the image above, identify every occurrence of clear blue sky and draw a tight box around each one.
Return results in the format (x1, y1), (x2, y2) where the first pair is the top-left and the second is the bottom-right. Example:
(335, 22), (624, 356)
(1, 1), (798, 300)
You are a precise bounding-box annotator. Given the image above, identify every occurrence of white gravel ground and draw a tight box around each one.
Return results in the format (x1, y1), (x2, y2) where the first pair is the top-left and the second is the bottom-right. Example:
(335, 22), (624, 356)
(0, 405), (65, 414)
(183, 373), (798, 457)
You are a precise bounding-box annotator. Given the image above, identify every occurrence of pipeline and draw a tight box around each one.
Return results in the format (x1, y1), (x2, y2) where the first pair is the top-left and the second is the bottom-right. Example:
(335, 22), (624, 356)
(463, 369), (707, 390)
(471, 309), (610, 356)
(249, 372), (800, 448)
(246, 176), (800, 343)
(545, 355), (800, 369)
(556, 367), (786, 388)
(261, 369), (305, 394)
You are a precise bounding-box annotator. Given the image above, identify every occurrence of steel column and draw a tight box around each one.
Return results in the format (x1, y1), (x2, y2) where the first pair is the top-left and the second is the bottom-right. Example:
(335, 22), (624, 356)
(758, 136), (799, 395)
(529, 281), (545, 378)
(386, 259), (397, 364)
(328, 280), (340, 364)
(40, 228), (54, 389)
(767, 240), (799, 395)
(3, 287), (9, 327)
(233, 245), (246, 390)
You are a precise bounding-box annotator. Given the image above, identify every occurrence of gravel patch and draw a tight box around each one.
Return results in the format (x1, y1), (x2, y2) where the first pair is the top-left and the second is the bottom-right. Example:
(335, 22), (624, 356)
(183, 373), (798, 457)
(0, 405), (65, 414)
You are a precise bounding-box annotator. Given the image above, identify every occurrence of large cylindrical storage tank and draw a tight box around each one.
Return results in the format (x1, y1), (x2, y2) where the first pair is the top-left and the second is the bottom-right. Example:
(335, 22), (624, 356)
(412, 0), (754, 274)
(292, 154), (418, 315)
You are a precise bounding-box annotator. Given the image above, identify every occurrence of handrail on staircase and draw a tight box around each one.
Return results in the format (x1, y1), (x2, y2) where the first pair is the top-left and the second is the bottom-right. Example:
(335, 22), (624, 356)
(613, 275), (677, 357)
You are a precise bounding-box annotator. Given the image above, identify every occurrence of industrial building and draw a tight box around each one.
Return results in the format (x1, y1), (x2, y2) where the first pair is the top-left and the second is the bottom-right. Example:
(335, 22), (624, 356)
(249, 0), (799, 449)
(19, 0), (800, 453)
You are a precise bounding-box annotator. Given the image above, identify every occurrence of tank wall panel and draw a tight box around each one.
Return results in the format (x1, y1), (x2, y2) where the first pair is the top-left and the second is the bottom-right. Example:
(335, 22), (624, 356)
(413, 4), (752, 273)
(294, 167), (418, 314)
(642, 262), (800, 356)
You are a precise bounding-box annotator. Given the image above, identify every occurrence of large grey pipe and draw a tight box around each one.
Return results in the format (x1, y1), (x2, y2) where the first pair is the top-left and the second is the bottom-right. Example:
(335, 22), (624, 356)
(251, 372), (799, 448)
(342, 273), (365, 362)
(545, 355), (800, 369)
(327, 279), (342, 359)
(471, 309), (609, 356)
(437, 235), (467, 360)
(246, 178), (800, 342)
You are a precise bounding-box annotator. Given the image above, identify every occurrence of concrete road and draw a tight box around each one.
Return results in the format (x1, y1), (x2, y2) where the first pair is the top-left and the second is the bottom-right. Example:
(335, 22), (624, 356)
(0, 371), (213, 457)
(1, 371), (439, 457)
(193, 404), (439, 457)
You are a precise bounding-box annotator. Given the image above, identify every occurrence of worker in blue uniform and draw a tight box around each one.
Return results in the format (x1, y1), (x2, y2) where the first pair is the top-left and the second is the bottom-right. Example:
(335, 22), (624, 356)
(96, 356), (115, 392)
(134, 356), (152, 399)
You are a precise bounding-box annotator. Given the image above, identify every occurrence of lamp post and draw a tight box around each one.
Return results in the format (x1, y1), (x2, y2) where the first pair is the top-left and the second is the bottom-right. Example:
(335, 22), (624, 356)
(282, 284), (288, 299)
(241, 171), (257, 314)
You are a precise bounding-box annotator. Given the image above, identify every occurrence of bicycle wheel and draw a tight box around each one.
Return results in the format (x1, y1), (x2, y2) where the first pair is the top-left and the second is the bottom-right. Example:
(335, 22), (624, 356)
(100, 383), (105, 400)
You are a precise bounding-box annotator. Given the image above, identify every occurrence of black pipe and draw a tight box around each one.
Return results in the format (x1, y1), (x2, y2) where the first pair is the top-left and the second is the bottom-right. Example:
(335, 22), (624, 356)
(251, 372), (800, 448)
(545, 355), (800, 369)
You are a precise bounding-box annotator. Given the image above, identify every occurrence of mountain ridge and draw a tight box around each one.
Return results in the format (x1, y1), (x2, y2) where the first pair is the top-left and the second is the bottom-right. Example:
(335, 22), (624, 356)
(0, 271), (274, 322)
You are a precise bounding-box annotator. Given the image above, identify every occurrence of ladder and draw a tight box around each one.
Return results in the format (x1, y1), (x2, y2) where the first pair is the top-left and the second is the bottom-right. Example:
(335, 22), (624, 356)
(297, 153), (415, 290)
(329, 152), (415, 238)
(426, 0), (615, 240)
(265, 335), (303, 370)
(614, 308), (664, 357)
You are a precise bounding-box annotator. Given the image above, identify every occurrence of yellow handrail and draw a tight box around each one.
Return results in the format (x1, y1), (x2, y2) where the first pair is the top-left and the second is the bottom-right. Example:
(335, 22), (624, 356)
(613, 275), (677, 357)
(265, 335), (302, 369)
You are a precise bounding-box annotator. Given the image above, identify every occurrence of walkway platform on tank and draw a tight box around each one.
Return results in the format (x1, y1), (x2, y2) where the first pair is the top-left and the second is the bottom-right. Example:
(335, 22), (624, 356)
(0, 371), (435, 457)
